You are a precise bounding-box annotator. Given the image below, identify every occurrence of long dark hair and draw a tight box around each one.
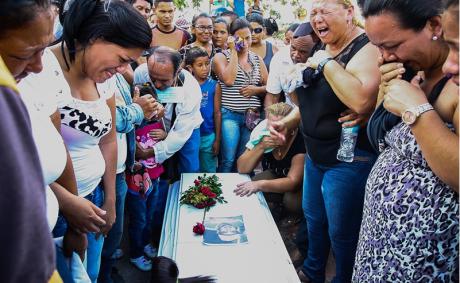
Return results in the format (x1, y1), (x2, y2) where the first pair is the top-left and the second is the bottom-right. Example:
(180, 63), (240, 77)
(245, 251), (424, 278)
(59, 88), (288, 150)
(0, 0), (51, 37)
(362, 0), (444, 32)
(59, 0), (152, 69)
(229, 18), (251, 35)
(150, 256), (216, 283)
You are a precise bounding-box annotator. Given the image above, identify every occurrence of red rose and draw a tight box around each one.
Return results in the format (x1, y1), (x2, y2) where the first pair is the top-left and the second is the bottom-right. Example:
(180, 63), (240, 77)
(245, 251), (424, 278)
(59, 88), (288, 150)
(200, 187), (210, 196)
(194, 179), (201, 186)
(208, 192), (217, 198)
(195, 202), (206, 209)
(193, 222), (205, 235)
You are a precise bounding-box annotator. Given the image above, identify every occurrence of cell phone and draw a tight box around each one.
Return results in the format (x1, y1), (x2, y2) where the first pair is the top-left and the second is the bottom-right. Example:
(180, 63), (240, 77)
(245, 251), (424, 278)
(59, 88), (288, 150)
(135, 82), (158, 100)
(234, 36), (244, 52)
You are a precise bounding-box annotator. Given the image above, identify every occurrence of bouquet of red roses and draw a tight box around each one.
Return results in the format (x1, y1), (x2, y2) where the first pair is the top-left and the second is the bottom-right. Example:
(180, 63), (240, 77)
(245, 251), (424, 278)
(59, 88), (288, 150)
(180, 174), (227, 211)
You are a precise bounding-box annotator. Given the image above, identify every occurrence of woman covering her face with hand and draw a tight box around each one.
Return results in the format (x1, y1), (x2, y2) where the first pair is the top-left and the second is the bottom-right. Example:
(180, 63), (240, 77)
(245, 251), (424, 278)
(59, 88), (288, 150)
(213, 18), (268, 173)
(353, 0), (459, 281)
(269, 0), (380, 281)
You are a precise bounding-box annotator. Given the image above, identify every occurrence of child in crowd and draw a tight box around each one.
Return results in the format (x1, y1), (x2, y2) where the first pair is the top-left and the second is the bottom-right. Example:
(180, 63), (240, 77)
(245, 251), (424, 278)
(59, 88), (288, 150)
(150, 256), (216, 283)
(126, 85), (167, 271)
(184, 47), (222, 173)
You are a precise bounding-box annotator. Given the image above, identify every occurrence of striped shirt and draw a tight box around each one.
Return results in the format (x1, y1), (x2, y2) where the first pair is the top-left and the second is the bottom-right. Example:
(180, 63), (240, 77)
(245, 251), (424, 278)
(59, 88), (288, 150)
(219, 50), (262, 113)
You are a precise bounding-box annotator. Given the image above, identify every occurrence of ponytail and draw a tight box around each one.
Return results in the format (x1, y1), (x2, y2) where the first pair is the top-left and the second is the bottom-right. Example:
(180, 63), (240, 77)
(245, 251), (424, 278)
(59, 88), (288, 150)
(60, 0), (98, 68)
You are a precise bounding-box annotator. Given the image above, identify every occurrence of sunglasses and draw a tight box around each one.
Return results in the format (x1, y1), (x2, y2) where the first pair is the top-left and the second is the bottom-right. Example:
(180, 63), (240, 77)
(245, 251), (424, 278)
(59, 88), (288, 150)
(251, 27), (263, 34)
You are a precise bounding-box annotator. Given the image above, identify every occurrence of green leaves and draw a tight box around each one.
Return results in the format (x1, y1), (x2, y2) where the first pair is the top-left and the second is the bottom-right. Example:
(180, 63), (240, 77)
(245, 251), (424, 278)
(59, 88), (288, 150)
(180, 174), (227, 210)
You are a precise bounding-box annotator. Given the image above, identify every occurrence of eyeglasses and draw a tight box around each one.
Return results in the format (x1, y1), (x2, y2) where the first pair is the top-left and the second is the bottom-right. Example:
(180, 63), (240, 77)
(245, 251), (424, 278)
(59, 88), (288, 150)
(195, 25), (214, 32)
(251, 27), (263, 34)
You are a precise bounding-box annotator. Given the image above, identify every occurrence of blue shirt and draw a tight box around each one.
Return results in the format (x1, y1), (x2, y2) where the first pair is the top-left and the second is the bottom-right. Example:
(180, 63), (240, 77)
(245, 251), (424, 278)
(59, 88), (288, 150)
(234, 0), (245, 17)
(200, 78), (217, 136)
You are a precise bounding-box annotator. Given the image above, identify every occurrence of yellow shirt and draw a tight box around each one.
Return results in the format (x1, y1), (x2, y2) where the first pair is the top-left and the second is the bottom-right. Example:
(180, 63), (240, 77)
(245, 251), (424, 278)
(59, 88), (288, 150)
(0, 55), (18, 92)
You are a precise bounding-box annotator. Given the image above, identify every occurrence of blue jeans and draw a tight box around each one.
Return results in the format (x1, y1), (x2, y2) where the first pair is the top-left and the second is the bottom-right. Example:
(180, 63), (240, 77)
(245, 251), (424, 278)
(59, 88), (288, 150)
(200, 132), (217, 173)
(218, 107), (251, 172)
(151, 179), (170, 247)
(126, 179), (159, 258)
(177, 127), (200, 174)
(53, 185), (105, 283)
(99, 173), (128, 283)
(301, 149), (376, 283)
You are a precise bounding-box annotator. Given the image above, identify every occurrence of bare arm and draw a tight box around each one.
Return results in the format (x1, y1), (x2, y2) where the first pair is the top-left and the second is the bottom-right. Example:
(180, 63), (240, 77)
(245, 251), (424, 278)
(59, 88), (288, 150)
(264, 92), (280, 108)
(383, 77), (459, 191)
(50, 110), (78, 195)
(237, 146), (265, 174)
(213, 51), (238, 86)
(98, 95), (117, 235)
(412, 108), (459, 190)
(234, 153), (305, 196)
(213, 84), (222, 155)
(411, 83), (459, 191)
(321, 43), (380, 114)
(255, 154), (304, 193)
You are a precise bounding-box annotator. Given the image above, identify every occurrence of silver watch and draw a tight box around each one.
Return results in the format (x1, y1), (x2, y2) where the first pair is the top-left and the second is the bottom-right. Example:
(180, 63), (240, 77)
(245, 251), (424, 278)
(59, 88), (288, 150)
(401, 103), (434, 126)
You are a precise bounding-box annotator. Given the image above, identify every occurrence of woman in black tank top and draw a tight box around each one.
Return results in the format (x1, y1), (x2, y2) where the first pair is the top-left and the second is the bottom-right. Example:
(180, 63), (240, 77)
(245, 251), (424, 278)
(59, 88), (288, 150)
(269, 1), (381, 282)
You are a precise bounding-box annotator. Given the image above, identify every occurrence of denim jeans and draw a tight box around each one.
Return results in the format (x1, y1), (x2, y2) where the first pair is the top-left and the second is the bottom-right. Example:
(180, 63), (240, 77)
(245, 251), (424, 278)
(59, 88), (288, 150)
(199, 132), (217, 173)
(126, 179), (159, 258)
(151, 178), (170, 247)
(99, 173), (128, 283)
(218, 107), (251, 172)
(301, 149), (376, 283)
(52, 185), (105, 283)
(177, 127), (201, 174)
(84, 185), (105, 283)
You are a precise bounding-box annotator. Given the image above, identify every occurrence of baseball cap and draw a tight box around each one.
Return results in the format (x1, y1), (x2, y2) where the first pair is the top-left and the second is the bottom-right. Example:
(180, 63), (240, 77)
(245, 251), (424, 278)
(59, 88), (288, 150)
(293, 22), (313, 38)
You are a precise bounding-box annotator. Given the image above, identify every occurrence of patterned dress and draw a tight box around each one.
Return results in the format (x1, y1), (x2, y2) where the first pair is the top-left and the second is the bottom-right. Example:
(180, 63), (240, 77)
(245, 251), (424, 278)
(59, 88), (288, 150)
(353, 121), (459, 282)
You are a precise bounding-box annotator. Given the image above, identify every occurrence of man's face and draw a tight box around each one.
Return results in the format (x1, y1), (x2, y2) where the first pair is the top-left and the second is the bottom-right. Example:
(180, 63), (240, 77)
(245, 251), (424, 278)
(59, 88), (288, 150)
(290, 35), (314, 64)
(132, 0), (152, 20)
(155, 2), (175, 28)
(147, 55), (175, 90)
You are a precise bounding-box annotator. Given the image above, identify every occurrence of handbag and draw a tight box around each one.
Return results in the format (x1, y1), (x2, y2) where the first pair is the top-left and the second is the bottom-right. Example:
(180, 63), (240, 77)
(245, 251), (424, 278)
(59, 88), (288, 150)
(126, 164), (153, 198)
(244, 107), (262, 131)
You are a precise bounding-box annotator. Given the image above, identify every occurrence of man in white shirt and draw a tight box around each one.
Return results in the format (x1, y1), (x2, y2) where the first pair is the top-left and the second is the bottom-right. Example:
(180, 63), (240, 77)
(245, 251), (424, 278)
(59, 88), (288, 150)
(134, 46), (202, 248)
(133, 46), (203, 171)
(265, 22), (316, 107)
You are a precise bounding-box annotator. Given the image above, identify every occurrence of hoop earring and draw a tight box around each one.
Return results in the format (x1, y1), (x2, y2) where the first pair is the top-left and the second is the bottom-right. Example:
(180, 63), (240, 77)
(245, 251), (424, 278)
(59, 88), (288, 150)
(432, 35), (438, 41)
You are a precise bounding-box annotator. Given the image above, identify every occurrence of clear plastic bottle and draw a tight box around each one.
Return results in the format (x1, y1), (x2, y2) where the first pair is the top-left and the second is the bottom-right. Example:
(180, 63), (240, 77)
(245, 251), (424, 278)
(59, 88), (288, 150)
(337, 125), (359, 162)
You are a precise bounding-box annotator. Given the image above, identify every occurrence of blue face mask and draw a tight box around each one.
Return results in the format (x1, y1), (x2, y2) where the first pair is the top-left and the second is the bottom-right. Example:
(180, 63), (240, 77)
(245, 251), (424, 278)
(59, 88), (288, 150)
(155, 86), (185, 103)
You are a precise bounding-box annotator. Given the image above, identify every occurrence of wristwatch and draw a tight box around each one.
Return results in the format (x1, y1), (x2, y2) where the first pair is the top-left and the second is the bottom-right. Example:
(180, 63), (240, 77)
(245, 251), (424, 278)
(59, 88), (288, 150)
(401, 103), (434, 126)
(317, 57), (334, 73)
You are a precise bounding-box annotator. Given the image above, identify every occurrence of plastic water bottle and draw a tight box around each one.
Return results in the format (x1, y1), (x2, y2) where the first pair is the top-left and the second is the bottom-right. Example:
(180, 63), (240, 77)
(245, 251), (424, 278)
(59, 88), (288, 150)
(337, 125), (359, 162)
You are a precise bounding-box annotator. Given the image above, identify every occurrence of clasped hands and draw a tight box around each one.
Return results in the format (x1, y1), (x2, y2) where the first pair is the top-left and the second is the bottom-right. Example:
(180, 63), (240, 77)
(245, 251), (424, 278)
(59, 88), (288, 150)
(378, 57), (428, 116)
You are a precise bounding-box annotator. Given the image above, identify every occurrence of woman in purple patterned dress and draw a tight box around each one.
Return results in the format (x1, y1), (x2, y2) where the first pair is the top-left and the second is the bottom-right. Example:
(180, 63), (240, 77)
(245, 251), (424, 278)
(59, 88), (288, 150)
(354, 0), (459, 281)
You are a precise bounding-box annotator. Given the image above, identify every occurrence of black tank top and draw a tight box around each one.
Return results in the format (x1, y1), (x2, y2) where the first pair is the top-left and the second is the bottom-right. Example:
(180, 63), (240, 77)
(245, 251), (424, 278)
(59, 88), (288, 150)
(297, 33), (373, 165)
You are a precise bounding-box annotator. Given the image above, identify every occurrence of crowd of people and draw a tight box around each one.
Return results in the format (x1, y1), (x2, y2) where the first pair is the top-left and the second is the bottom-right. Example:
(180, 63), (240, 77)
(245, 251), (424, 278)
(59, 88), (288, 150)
(0, 0), (458, 282)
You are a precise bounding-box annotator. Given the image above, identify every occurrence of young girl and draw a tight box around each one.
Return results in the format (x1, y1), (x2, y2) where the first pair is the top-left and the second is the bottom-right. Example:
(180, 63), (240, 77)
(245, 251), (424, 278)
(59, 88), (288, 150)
(126, 84), (167, 271)
(185, 47), (222, 173)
